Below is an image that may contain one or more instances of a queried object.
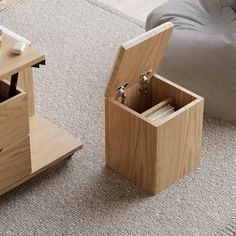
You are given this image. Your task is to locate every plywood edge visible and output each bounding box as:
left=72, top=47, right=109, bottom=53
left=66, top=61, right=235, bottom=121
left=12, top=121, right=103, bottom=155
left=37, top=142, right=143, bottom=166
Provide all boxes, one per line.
left=122, top=22, right=174, bottom=50
left=153, top=74, right=204, bottom=101
left=106, top=91, right=204, bottom=130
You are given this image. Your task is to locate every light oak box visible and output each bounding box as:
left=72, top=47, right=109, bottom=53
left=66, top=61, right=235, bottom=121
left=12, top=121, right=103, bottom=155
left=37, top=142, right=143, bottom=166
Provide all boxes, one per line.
left=0, top=81, right=31, bottom=191
left=0, top=33, right=82, bottom=196
left=105, top=23, right=204, bottom=195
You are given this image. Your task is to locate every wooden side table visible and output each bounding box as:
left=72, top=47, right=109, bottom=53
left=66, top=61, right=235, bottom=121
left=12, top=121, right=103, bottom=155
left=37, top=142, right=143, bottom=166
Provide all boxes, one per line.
left=0, top=33, right=82, bottom=196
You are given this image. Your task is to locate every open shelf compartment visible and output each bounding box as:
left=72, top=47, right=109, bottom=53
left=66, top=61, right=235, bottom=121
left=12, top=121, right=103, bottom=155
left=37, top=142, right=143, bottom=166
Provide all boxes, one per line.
left=0, top=114, right=82, bottom=196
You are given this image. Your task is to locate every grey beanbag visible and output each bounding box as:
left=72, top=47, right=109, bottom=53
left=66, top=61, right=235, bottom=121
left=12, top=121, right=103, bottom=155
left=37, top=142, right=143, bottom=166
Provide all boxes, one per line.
left=146, top=0, right=236, bottom=123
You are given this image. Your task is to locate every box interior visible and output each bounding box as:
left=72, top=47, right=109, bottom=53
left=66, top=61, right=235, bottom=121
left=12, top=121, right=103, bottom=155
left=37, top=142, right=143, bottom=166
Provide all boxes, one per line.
left=0, top=80, right=20, bottom=103
left=121, top=75, right=197, bottom=114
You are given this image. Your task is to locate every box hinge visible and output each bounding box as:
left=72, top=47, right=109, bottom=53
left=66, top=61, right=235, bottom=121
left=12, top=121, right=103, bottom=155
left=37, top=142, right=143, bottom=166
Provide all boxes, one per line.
left=139, top=70, right=152, bottom=93
left=117, top=82, right=129, bottom=104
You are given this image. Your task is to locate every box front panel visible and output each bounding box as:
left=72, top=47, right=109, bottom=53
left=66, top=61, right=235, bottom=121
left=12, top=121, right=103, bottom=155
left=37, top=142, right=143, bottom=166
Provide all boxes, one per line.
left=105, top=99, right=157, bottom=194
left=0, top=91, right=29, bottom=148
left=0, top=136, right=31, bottom=190
left=0, top=82, right=31, bottom=191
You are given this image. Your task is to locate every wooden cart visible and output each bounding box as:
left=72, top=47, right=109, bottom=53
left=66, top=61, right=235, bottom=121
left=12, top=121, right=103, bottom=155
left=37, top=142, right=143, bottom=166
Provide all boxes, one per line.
left=0, top=34, right=82, bottom=196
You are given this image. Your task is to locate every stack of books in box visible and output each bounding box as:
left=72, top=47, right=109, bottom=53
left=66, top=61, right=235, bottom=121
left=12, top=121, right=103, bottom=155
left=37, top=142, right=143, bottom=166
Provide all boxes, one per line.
left=142, top=97, right=175, bottom=124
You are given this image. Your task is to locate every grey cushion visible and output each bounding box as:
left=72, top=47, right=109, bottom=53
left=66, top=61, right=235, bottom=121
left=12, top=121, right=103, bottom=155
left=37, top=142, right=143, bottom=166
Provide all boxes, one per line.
left=146, top=0, right=236, bottom=123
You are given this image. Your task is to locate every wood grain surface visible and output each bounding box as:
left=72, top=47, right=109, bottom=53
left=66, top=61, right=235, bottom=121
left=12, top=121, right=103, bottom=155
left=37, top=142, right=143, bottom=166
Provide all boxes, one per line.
left=105, top=26, right=204, bottom=195
left=105, top=22, right=174, bottom=99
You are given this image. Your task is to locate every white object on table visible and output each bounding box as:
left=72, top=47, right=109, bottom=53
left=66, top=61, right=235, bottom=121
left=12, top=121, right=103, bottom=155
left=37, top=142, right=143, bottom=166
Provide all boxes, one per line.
left=11, top=41, right=26, bottom=55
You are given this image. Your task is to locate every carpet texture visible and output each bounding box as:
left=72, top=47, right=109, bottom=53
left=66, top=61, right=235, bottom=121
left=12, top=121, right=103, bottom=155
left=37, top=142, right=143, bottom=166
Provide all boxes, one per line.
left=85, top=0, right=145, bottom=27
left=0, top=0, right=235, bottom=235
left=0, top=0, right=24, bottom=12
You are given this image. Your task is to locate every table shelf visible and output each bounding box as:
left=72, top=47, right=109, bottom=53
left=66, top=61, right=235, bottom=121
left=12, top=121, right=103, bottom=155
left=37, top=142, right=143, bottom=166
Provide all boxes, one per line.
left=0, top=114, right=82, bottom=196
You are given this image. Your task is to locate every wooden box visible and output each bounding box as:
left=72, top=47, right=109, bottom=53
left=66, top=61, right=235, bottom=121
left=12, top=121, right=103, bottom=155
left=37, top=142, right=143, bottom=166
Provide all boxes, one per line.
left=105, top=23, right=204, bottom=195
left=0, top=80, right=31, bottom=190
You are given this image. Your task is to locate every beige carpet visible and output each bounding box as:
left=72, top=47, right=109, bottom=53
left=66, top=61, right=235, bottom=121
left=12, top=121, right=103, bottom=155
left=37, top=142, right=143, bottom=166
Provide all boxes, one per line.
left=0, top=0, right=235, bottom=235
left=0, top=0, right=16, bottom=10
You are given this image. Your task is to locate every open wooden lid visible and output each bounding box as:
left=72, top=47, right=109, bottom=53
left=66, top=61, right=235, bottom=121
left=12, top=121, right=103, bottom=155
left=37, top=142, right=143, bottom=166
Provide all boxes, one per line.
left=105, top=22, right=174, bottom=98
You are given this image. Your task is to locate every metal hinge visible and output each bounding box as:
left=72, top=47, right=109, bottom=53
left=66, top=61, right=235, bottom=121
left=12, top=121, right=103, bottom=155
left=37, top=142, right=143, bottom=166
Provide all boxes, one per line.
left=117, top=82, right=129, bottom=104
left=139, top=70, right=152, bottom=93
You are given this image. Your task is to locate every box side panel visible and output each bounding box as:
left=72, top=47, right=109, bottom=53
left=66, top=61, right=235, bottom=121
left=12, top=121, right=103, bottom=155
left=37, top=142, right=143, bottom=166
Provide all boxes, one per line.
left=0, top=136, right=31, bottom=190
left=155, top=100, right=204, bottom=194
left=105, top=99, right=157, bottom=194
